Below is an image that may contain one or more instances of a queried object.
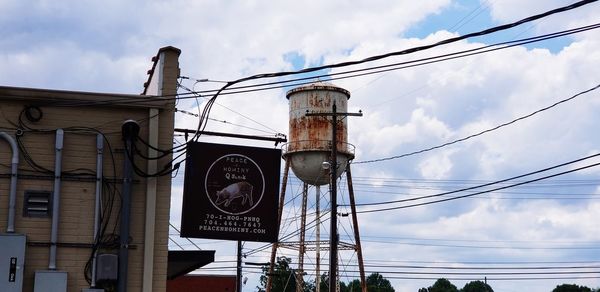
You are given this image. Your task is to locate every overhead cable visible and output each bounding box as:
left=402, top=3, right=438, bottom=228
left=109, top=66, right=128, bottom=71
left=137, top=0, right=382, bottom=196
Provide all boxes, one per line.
left=186, top=22, right=600, bottom=97
left=191, top=1, right=599, bottom=144
left=347, top=152, right=600, bottom=207
left=354, top=83, right=600, bottom=164
left=356, top=157, right=600, bottom=213
left=55, top=20, right=600, bottom=109
left=34, top=9, right=598, bottom=112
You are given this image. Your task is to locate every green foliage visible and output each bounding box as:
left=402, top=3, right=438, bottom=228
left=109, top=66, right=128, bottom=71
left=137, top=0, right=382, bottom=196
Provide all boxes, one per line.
left=461, top=281, right=493, bottom=292
left=317, top=272, right=329, bottom=292
left=420, top=279, right=494, bottom=292
left=552, top=284, right=593, bottom=292
left=319, top=272, right=394, bottom=292
left=419, top=278, right=600, bottom=292
left=363, top=273, right=395, bottom=292
left=258, top=260, right=395, bottom=292
left=420, top=278, right=459, bottom=292
left=258, top=256, right=313, bottom=292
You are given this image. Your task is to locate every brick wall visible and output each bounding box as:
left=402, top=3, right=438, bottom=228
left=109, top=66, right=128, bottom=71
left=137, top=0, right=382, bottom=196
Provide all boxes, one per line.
left=0, top=47, right=177, bottom=292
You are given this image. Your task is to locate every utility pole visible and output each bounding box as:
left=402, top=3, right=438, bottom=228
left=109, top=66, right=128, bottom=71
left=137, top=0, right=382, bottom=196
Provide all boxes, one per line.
left=307, top=103, right=362, bottom=291
left=237, top=241, right=243, bottom=292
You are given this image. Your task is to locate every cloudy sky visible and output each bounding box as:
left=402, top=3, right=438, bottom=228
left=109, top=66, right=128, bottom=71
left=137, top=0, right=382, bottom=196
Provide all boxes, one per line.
left=2, top=0, right=600, bottom=291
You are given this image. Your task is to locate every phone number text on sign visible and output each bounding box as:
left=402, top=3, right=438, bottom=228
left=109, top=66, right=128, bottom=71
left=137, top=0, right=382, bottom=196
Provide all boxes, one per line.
left=197, top=213, right=266, bottom=234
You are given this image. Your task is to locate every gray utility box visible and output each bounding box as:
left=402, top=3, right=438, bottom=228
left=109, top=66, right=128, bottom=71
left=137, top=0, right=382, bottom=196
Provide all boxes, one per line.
left=0, top=234, right=26, bottom=292
left=96, top=253, right=118, bottom=281
left=34, top=270, right=68, bottom=292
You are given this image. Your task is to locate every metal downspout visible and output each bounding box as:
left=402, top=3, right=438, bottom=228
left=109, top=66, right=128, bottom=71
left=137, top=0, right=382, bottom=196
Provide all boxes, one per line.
left=49, top=129, right=64, bottom=270
left=91, top=134, right=104, bottom=287
left=0, top=131, right=19, bottom=233
left=118, top=120, right=139, bottom=292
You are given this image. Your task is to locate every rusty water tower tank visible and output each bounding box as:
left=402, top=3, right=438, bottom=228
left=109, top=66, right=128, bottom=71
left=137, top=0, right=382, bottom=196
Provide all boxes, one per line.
left=283, top=82, right=355, bottom=186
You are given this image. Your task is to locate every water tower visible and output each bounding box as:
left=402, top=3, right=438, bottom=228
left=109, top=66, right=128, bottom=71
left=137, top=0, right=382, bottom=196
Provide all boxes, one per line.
left=283, top=82, right=354, bottom=185
left=266, top=83, right=367, bottom=292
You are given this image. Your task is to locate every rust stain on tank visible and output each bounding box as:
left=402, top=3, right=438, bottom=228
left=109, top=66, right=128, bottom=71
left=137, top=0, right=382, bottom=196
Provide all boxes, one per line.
left=284, top=82, right=355, bottom=184
left=286, top=82, right=351, bottom=154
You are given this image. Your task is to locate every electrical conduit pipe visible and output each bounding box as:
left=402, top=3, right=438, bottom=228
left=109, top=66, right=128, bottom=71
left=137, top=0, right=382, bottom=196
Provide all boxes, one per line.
left=49, top=129, right=64, bottom=270
left=0, top=131, right=19, bottom=233
left=91, top=134, right=103, bottom=287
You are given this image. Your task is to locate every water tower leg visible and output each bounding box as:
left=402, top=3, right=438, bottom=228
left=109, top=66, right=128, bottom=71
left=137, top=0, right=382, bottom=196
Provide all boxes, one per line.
left=296, top=183, right=308, bottom=292
left=346, top=164, right=367, bottom=292
left=267, top=160, right=290, bottom=292
left=315, top=185, right=321, bottom=292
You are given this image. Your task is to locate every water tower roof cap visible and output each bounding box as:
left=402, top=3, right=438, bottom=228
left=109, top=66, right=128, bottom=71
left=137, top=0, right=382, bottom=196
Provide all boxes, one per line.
left=286, top=82, right=350, bottom=99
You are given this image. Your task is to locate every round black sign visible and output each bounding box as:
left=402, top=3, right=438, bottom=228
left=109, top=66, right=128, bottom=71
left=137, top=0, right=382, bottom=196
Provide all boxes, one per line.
left=204, top=154, right=265, bottom=215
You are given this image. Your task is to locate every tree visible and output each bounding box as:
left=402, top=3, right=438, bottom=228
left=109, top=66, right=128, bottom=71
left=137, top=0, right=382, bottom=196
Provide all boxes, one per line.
left=552, top=284, right=593, bottom=292
left=340, top=279, right=361, bottom=292
left=364, top=273, right=395, bottom=292
left=419, top=278, right=498, bottom=292
left=317, top=272, right=329, bottom=292
left=317, top=272, right=394, bottom=292
left=461, top=281, right=493, bottom=292
left=420, top=278, right=459, bottom=292
left=258, top=256, right=313, bottom=292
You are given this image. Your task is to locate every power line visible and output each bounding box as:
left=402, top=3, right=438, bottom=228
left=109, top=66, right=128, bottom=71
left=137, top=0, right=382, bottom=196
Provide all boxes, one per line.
left=317, top=274, right=600, bottom=281
left=210, top=0, right=596, bottom=87
left=357, top=240, right=600, bottom=250
left=354, top=83, right=600, bottom=164
left=355, top=235, right=600, bottom=245
left=363, top=259, right=600, bottom=265
left=184, top=22, right=598, bottom=100
left=266, top=268, right=600, bottom=276
left=169, top=222, right=202, bottom=250
left=356, top=158, right=600, bottom=213
left=241, top=261, right=600, bottom=275
left=44, top=0, right=598, bottom=112
left=178, top=82, right=281, bottom=134
left=347, top=152, right=600, bottom=207
left=19, top=18, right=600, bottom=146
left=447, top=0, right=493, bottom=32
left=353, top=264, right=600, bottom=270
left=158, top=22, right=600, bottom=104
left=169, top=237, right=184, bottom=250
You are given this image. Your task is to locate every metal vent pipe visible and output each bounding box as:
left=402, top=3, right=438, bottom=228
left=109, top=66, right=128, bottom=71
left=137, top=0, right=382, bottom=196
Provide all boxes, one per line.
left=0, top=131, right=19, bottom=233
left=91, top=134, right=104, bottom=287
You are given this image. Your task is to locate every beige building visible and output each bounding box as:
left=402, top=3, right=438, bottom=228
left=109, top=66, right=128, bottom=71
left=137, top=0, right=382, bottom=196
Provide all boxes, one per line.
left=0, top=46, right=185, bottom=292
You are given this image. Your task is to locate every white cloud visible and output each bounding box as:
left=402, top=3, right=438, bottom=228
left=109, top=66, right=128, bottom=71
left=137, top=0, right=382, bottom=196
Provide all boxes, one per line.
left=418, top=149, right=456, bottom=179
left=3, top=1, right=600, bottom=291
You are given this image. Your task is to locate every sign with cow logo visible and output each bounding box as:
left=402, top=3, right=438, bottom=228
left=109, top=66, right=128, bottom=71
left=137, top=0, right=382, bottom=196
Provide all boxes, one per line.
left=181, top=142, right=281, bottom=242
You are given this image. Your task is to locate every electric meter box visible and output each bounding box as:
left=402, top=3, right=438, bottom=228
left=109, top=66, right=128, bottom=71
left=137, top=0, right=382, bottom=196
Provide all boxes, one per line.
left=34, top=270, right=67, bottom=292
left=0, top=234, right=26, bottom=292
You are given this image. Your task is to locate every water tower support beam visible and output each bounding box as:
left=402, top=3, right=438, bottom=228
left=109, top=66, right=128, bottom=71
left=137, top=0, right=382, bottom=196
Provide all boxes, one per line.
left=296, top=182, right=308, bottom=292
left=267, top=160, right=291, bottom=292
left=315, top=185, right=321, bottom=292
left=346, top=164, right=367, bottom=292
left=306, top=102, right=362, bottom=292
left=330, top=103, right=339, bottom=292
